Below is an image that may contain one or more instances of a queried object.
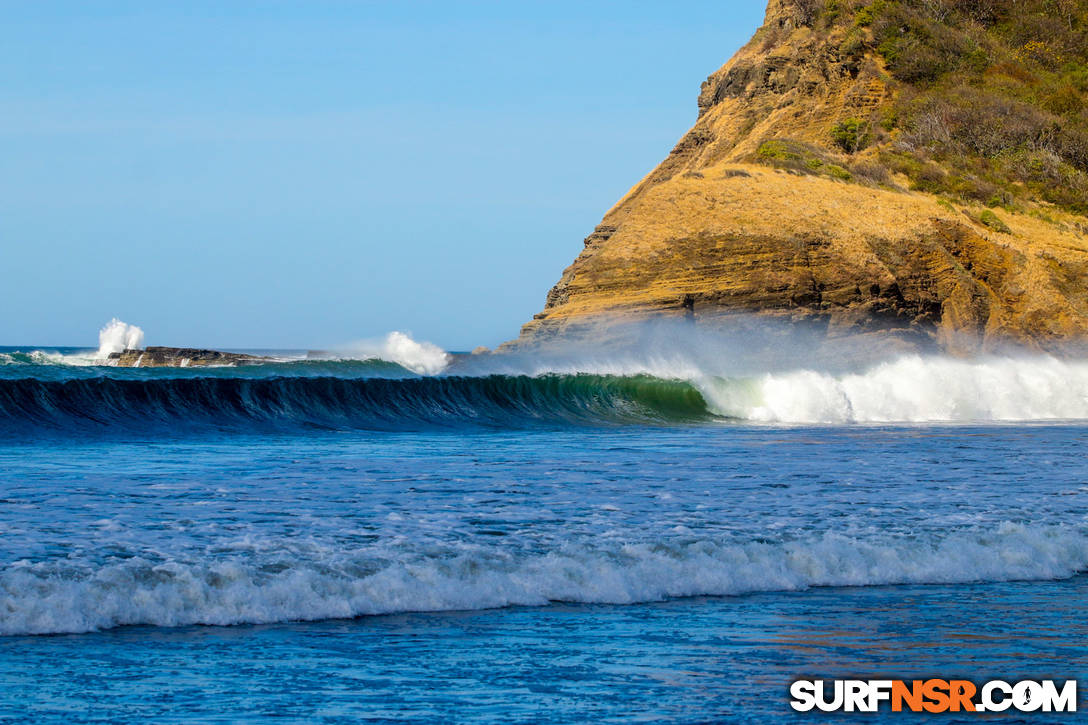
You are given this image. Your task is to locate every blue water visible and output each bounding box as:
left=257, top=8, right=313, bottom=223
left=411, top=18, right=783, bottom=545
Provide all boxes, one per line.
left=2, top=345, right=1087, bottom=721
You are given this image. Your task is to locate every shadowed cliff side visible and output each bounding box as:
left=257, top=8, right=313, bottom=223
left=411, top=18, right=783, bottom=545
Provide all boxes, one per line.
left=509, top=0, right=1088, bottom=354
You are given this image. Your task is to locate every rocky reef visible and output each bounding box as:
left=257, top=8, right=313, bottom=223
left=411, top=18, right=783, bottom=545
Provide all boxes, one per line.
left=109, top=347, right=267, bottom=368
left=510, top=0, right=1088, bottom=354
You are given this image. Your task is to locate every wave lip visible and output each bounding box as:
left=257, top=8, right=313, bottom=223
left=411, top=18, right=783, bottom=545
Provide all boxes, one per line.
left=2, top=522, right=1084, bottom=636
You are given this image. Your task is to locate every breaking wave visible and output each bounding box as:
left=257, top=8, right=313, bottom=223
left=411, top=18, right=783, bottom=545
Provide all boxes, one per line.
left=697, top=354, right=1088, bottom=423
left=2, top=354, right=1088, bottom=433
left=2, top=522, right=1084, bottom=635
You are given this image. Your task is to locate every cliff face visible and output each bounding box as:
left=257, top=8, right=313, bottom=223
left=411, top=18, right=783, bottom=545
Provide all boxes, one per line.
left=512, top=0, right=1088, bottom=353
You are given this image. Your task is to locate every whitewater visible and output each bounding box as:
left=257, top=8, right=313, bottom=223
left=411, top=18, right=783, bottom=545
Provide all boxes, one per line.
left=2, top=321, right=1088, bottom=640
left=4, top=521, right=1086, bottom=636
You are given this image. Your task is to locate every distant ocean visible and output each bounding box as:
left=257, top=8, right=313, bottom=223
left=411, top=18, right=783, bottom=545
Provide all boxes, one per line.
left=2, top=333, right=1087, bottom=722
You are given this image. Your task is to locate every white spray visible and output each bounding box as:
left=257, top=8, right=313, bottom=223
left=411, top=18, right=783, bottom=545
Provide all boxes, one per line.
left=380, top=331, right=449, bottom=375
left=95, top=319, right=145, bottom=359
left=335, top=331, right=450, bottom=375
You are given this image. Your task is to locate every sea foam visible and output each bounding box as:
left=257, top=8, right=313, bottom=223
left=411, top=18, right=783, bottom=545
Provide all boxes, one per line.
left=2, top=522, right=1085, bottom=635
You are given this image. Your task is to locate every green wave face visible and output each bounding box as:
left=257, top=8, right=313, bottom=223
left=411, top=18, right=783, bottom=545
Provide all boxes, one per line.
left=0, top=373, right=715, bottom=436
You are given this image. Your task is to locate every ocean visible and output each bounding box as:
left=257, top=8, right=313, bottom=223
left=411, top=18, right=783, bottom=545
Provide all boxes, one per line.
left=2, top=338, right=1087, bottom=722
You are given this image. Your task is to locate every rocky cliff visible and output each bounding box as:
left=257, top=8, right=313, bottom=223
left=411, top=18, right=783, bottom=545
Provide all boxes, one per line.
left=511, top=0, right=1088, bottom=353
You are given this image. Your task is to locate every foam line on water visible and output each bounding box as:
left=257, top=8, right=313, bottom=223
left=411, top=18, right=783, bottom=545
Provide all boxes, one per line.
left=2, top=522, right=1085, bottom=635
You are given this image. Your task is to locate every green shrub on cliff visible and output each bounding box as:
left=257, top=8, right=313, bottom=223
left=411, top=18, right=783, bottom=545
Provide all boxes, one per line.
left=755, top=138, right=865, bottom=183
left=831, top=118, right=870, bottom=153
left=826, top=164, right=853, bottom=181
left=979, top=209, right=1012, bottom=233
left=757, top=139, right=802, bottom=162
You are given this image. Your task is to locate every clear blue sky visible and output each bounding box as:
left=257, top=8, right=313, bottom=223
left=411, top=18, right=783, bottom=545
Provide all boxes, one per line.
left=2, top=1, right=764, bottom=350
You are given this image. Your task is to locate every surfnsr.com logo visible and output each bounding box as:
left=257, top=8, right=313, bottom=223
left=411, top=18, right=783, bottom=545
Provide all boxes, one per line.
left=790, top=679, right=1078, bottom=713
